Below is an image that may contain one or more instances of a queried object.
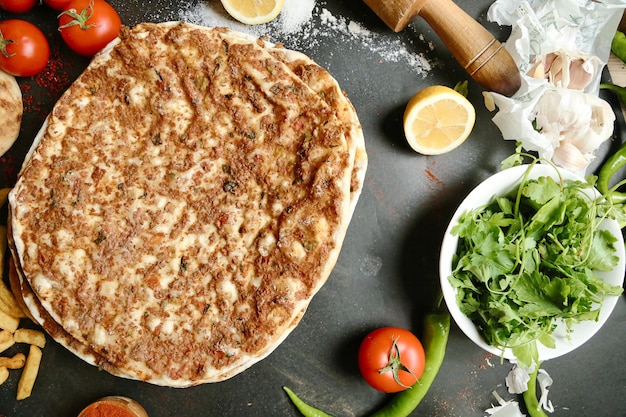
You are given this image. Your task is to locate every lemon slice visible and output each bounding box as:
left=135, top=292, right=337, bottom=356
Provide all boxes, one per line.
left=220, top=0, right=285, bottom=25
left=403, top=85, right=476, bottom=155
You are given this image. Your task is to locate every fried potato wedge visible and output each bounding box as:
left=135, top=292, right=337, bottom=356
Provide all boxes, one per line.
left=0, top=329, right=14, bottom=353
left=0, top=352, right=25, bottom=369
left=13, top=329, right=46, bottom=349
left=0, top=309, right=19, bottom=333
left=0, top=366, right=8, bottom=385
left=0, top=279, right=26, bottom=321
left=16, top=345, right=42, bottom=400
left=0, top=188, right=9, bottom=207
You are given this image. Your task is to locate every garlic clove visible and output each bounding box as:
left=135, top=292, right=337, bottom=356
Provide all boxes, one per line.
left=567, top=58, right=593, bottom=90
left=528, top=58, right=546, bottom=80
left=552, top=141, right=590, bottom=172
left=483, top=91, right=497, bottom=112
left=548, top=54, right=567, bottom=87
left=526, top=50, right=597, bottom=90
left=564, top=93, right=615, bottom=153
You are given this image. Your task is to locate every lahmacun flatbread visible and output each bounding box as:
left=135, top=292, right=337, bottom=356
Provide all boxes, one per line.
left=8, top=22, right=366, bottom=387
left=0, top=69, right=22, bottom=157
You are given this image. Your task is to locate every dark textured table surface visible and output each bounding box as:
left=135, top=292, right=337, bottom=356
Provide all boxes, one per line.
left=1, top=1, right=625, bottom=416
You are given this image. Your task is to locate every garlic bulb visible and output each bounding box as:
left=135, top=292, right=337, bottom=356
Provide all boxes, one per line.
left=528, top=50, right=600, bottom=90
left=532, top=88, right=615, bottom=172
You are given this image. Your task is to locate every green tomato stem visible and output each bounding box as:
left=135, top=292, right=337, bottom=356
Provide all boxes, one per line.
left=0, top=31, right=15, bottom=58
left=58, top=0, right=96, bottom=31
left=377, top=336, right=417, bottom=389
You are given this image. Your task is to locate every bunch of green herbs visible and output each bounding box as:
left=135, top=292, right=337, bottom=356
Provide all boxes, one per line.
left=448, top=161, right=624, bottom=367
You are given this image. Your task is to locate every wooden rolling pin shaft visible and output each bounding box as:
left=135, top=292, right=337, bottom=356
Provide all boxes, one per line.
left=363, top=0, right=521, bottom=97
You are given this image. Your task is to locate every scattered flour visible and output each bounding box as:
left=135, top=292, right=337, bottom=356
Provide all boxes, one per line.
left=177, top=0, right=432, bottom=76
left=278, top=0, right=316, bottom=33
left=360, top=255, right=383, bottom=276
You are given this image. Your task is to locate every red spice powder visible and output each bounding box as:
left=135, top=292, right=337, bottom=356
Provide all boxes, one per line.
left=79, top=402, right=137, bottom=417
left=26, top=36, right=79, bottom=120
left=424, top=168, right=445, bottom=187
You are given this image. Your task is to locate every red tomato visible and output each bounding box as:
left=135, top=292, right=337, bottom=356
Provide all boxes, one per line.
left=0, top=20, right=50, bottom=77
left=58, top=0, right=121, bottom=57
left=0, top=0, right=37, bottom=13
left=43, top=0, right=72, bottom=11
left=358, top=327, right=426, bottom=393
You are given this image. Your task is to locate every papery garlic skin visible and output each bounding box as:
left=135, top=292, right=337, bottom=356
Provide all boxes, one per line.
left=484, top=391, right=526, bottom=417
left=537, top=369, right=555, bottom=413
left=505, top=365, right=533, bottom=394
left=532, top=88, right=615, bottom=173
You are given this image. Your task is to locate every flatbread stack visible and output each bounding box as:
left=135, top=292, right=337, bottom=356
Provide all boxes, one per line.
left=7, top=22, right=366, bottom=387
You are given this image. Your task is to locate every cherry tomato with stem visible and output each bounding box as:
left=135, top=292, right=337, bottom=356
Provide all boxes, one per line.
left=358, top=326, right=426, bottom=393
left=43, top=0, right=72, bottom=11
left=0, top=19, right=50, bottom=77
left=0, top=0, right=37, bottom=13
left=58, top=0, right=121, bottom=57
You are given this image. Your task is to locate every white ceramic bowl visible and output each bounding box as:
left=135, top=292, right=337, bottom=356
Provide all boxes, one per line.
left=440, top=164, right=625, bottom=361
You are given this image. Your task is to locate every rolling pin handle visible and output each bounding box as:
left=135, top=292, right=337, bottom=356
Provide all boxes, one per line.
left=418, top=0, right=521, bottom=96
left=362, top=0, right=522, bottom=96
left=465, top=38, right=500, bottom=75
left=362, top=0, right=426, bottom=32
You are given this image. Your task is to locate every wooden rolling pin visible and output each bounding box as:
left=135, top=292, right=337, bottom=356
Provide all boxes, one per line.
left=363, top=0, right=521, bottom=97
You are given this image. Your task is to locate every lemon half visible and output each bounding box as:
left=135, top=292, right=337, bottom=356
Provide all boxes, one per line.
left=220, top=0, right=285, bottom=25
left=403, top=85, right=476, bottom=155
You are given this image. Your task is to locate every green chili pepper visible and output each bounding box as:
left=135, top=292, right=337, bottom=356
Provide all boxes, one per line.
left=600, top=82, right=626, bottom=105
left=283, top=387, right=336, bottom=417
left=369, top=313, right=450, bottom=417
left=283, top=313, right=450, bottom=417
left=597, top=139, right=626, bottom=204
left=612, top=31, right=626, bottom=64
left=522, top=364, right=548, bottom=417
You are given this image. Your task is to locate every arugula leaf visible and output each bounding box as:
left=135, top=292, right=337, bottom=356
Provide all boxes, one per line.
left=586, top=229, right=620, bottom=271
left=523, top=176, right=562, bottom=205
left=449, top=166, right=624, bottom=367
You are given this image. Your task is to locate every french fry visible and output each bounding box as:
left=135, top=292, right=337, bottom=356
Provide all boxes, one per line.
left=16, top=345, right=42, bottom=400
left=13, top=329, right=46, bottom=349
left=0, top=329, right=14, bottom=353
left=0, top=224, right=6, bottom=277
left=0, top=366, right=8, bottom=385
left=0, top=187, right=9, bottom=207
left=0, top=328, right=12, bottom=343
left=1, top=224, right=27, bottom=321
left=0, top=308, right=19, bottom=333
left=7, top=259, right=34, bottom=322
left=0, top=279, right=25, bottom=320
left=0, top=352, right=25, bottom=369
